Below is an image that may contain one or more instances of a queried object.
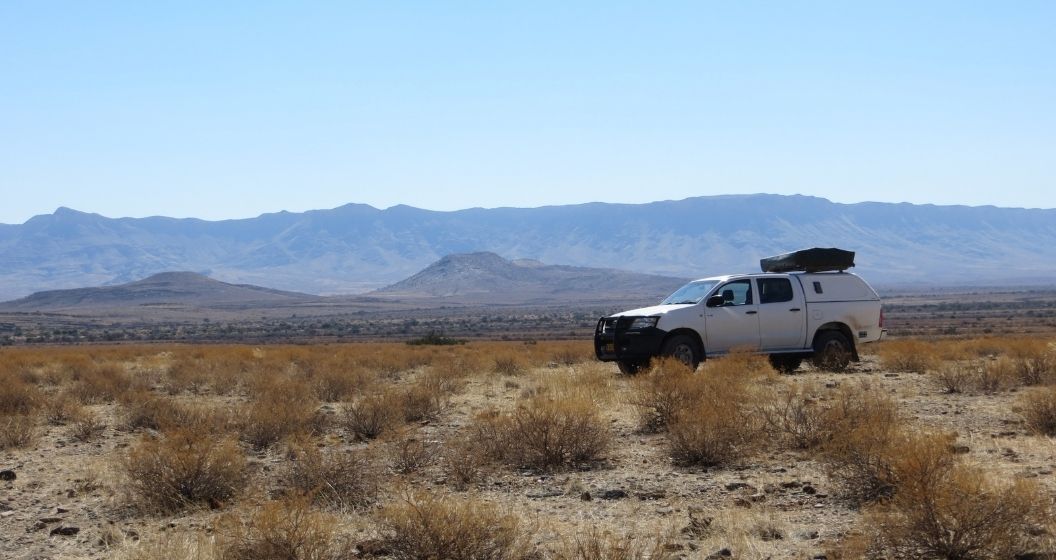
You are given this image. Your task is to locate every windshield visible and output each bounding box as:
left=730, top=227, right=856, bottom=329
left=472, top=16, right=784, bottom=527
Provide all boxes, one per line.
left=661, top=280, right=719, bottom=305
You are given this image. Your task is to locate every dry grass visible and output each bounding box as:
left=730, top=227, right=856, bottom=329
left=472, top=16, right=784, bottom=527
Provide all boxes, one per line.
left=1021, top=386, right=1056, bottom=436
left=879, top=339, right=940, bottom=373
left=217, top=498, right=347, bottom=560
left=239, top=379, right=326, bottom=450
left=377, top=492, right=534, bottom=560
left=343, top=391, right=399, bottom=440
left=761, top=382, right=828, bottom=450
left=279, top=444, right=378, bottom=509
left=550, top=528, right=674, bottom=560
left=0, top=413, right=37, bottom=449
left=470, top=393, right=610, bottom=471
left=124, top=428, right=248, bottom=513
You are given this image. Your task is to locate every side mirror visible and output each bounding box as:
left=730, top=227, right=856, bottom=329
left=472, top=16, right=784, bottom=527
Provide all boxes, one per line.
left=706, top=295, right=724, bottom=308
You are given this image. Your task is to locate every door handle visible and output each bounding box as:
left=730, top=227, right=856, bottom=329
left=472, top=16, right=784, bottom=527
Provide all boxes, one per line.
left=790, top=308, right=801, bottom=312
left=746, top=310, right=758, bottom=315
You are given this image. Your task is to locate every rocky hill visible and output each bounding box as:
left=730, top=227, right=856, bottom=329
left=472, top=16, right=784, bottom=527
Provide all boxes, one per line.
left=374, top=252, right=686, bottom=304
left=0, top=271, right=317, bottom=312
left=1, top=195, right=1055, bottom=300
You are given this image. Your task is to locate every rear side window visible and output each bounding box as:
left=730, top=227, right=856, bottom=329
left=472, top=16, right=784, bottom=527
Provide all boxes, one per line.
left=813, top=281, right=823, bottom=294
left=758, top=278, right=794, bottom=304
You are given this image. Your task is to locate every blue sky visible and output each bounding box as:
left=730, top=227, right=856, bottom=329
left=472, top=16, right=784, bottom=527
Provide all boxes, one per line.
left=2, top=1, right=1053, bottom=224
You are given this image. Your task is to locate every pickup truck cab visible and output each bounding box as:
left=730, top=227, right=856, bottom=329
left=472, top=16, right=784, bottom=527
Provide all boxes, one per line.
left=594, top=249, right=885, bottom=373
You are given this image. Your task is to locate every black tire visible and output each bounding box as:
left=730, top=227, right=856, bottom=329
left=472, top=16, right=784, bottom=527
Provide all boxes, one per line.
left=617, top=360, right=646, bottom=375
left=811, top=331, right=852, bottom=372
left=661, top=334, right=701, bottom=370
left=769, top=354, right=803, bottom=374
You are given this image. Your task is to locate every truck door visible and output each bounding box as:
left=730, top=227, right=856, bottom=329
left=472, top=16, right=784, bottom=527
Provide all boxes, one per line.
left=703, top=279, right=761, bottom=354
left=756, top=276, right=807, bottom=350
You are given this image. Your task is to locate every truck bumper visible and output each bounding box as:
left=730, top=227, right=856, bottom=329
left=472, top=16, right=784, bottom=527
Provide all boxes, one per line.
left=594, top=317, right=667, bottom=362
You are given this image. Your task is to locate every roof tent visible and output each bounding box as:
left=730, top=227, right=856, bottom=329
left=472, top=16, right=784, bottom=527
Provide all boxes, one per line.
left=760, top=248, right=855, bottom=273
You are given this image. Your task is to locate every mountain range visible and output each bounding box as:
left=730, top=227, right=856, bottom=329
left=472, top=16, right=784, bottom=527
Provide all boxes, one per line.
left=1, top=194, right=1054, bottom=301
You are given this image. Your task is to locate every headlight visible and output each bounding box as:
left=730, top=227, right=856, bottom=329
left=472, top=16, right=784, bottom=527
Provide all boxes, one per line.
left=629, top=317, right=659, bottom=330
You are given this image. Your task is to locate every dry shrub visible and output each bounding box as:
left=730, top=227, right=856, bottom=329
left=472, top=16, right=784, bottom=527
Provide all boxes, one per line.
left=932, top=363, right=973, bottom=394
left=976, top=358, right=1016, bottom=394
left=43, top=391, right=85, bottom=425
left=112, top=532, right=219, bottom=560
left=879, top=339, right=940, bottom=373
left=820, top=386, right=906, bottom=504
left=310, top=368, right=366, bottom=402
left=494, top=355, right=527, bottom=376
left=124, top=428, right=247, bottom=513
left=1021, top=387, right=1056, bottom=436
left=386, top=434, right=437, bottom=474
left=280, top=444, right=377, bottom=509
left=343, top=391, right=399, bottom=440
left=378, top=492, right=534, bottom=560
left=240, top=381, right=325, bottom=450
left=441, top=435, right=489, bottom=490
left=761, top=382, right=828, bottom=450
left=0, top=414, right=37, bottom=449
left=551, top=528, right=673, bottom=560
left=70, top=412, right=106, bottom=442
left=663, top=354, right=768, bottom=467
left=631, top=357, right=698, bottom=433
left=847, top=449, right=1046, bottom=559
left=1005, top=340, right=1056, bottom=386
left=470, top=394, right=610, bottom=471
left=0, top=374, right=41, bottom=415
left=70, top=363, right=133, bottom=404
left=398, top=382, right=449, bottom=424
left=218, top=498, right=346, bottom=560
left=121, top=390, right=228, bottom=433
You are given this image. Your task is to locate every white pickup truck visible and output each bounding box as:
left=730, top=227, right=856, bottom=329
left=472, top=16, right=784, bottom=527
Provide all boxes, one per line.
left=594, top=248, right=885, bottom=373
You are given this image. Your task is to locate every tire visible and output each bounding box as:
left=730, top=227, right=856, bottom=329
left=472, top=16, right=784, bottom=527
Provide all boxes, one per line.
left=661, top=334, right=701, bottom=370
left=617, top=360, right=646, bottom=375
left=811, top=331, right=852, bottom=372
left=769, top=354, right=802, bottom=374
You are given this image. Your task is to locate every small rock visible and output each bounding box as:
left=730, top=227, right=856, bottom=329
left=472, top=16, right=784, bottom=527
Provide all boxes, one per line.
left=802, top=485, right=817, bottom=495
left=884, top=373, right=899, bottom=378
left=580, top=492, right=592, bottom=501
left=636, top=490, right=666, bottom=500
left=749, top=492, right=766, bottom=503
left=733, top=497, right=752, bottom=508
left=600, top=489, right=627, bottom=500
left=655, top=506, right=674, bottom=515
left=50, top=526, right=80, bottom=537
left=663, top=543, right=684, bottom=551
left=526, top=488, right=563, bottom=499
left=39, top=517, right=62, bottom=524
left=707, top=548, right=733, bottom=559
left=56, top=507, right=70, bottom=514
left=952, top=445, right=970, bottom=454
left=725, top=482, right=753, bottom=491
left=780, top=481, right=802, bottom=489
left=797, top=530, right=820, bottom=540
left=0, top=470, right=15, bottom=481
left=813, top=555, right=828, bottom=560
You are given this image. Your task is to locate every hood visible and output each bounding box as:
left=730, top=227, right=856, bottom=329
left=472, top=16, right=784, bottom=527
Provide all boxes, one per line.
left=609, top=303, right=694, bottom=317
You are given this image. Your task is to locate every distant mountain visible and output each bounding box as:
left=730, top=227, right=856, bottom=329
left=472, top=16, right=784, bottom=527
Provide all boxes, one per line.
left=0, top=271, right=316, bottom=312
left=374, top=252, right=686, bottom=304
left=1, top=195, right=1055, bottom=300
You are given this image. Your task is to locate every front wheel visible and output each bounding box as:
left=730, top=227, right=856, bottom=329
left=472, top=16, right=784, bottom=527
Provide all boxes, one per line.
left=661, top=334, right=702, bottom=370
left=811, top=331, right=852, bottom=372
left=617, top=360, right=647, bottom=375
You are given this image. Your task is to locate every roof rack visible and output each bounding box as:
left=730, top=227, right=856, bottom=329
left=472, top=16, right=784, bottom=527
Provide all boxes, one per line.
left=760, top=248, right=855, bottom=273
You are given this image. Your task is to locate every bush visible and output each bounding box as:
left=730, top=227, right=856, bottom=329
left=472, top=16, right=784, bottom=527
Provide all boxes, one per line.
left=386, top=434, right=437, bottom=475
left=470, top=395, right=610, bottom=471
left=343, top=392, right=398, bottom=440
left=932, top=363, right=973, bottom=394
left=879, top=340, right=939, bottom=373
left=240, top=384, right=325, bottom=450
left=761, top=383, right=828, bottom=450
left=0, top=414, right=37, bottom=449
left=976, top=358, right=1016, bottom=394
left=124, top=429, right=247, bottom=513
left=1021, top=387, right=1056, bottom=436
left=849, top=446, right=1046, bottom=559
left=43, top=392, right=85, bottom=425
left=280, top=445, right=377, bottom=509
left=0, top=375, right=41, bottom=416
left=70, top=412, right=106, bottom=442
left=378, top=492, right=533, bottom=560
left=820, top=386, right=906, bottom=504
left=441, top=435, right=489, bottom=491
left=631, top=358, right=698, bottom=433
left=70, top=363, right=133, bottom=404
left=551, top=528, right=673, bottom=560
left=218, top=499, right=346, bottom=560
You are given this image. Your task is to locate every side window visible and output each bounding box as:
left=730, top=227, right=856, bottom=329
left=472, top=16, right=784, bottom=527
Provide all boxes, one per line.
left=717, top=279, right=753, bottom=306
left=759, top=278, right=793, bottom=304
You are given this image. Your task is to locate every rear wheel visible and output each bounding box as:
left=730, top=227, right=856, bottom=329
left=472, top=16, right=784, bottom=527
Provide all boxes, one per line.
left=617, top=360, right=646, bottom=375
left=769, top=354, right=803, bottom=374
left=811, top=331, right=852, bottom=372
left=661, top=334, right=701, bottom=370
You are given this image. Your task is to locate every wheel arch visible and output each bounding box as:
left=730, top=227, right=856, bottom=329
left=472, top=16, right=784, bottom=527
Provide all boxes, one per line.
left=811, top=322, right=859, bottom=361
